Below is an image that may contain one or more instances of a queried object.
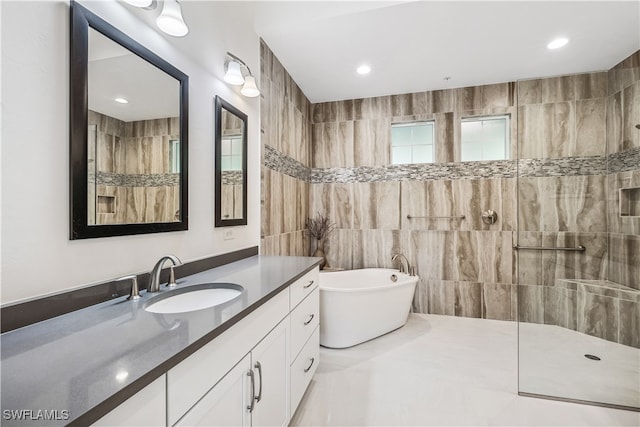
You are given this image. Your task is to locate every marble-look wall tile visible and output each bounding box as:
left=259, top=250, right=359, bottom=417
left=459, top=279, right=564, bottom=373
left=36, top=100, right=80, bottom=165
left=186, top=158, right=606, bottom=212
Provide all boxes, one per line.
left=543, top=286, right=577, bottom=330
left=312, top=122, right=354, bottom=168
left=622, top=81, right=640, bottom=151
left=454, top=281, right=482, bottom=318
left=409, top=231, right=456, bottom=281
left=518, top=176, right=607, bottom=233
left=577, top=292, right=619, bottom=343
left=574, top=72, right=608, bottom=100
left=427, top=280, right=455, bottom=316
left=455, top=86, right=483, bottom=112
left=543, top=102, right=576, bottom=158
left=517, top=79, right=541, bottom=105
left=618, top=299, right=640, bottom=348
left=354, top=96, right=391, bottom=120
left=353, top=119, right=391, bottom=166
left=483, top=83, right=516, bottom=109
left=482, top=283, right=514, bottom=321
left=575, top=98, right=607, bottom=156
left=433, top=89, right=455, bottom=113
left=606, top=91, right=623, bottom=155
left=608, top=50, right=640, bottom=95
left=518, top=284, right=544, bottom=324
left=411, top=91, right=434, bottom=115
left=351, top=229, right=409, bottom=270
left=608, top=233, right=640, bottom=290
left=540, top=232, right=608, bottom=287
left=309, top=183, right=353, bottom=229
left=261, top=165, right=271, bottom=237
left=352, top=182, right=400, bottom=229
left=391, top=93, right=413, bottom=117
left=400, top=180, right=456, bottom=231
left=323, top=229, right=354, bottom=270
left=541, top=75, right=575, bottom=103
left=435, top=112, right=455, bottom=163
left=262, top=231, right=307, bottom=257
left=455, top=231, right=513, bottom=284
left=515, top=231, right=543, bottom=286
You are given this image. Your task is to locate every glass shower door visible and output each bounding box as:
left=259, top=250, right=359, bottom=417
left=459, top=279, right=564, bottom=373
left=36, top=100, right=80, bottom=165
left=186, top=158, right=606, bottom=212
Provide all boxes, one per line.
left=516, top=71, right=640, bottom=410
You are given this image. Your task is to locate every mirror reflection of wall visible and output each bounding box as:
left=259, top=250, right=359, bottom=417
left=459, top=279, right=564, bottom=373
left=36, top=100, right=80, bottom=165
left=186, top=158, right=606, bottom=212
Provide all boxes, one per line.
left=220, top=108, right=245, bottom=220
left=87, top=28, right=181, bottom=226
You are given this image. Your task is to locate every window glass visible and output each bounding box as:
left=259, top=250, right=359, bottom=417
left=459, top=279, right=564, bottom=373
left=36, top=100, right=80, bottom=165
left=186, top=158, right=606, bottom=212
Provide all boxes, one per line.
left=391, top=121, right=435, bottom=164
left=461, top=115, right=509, bottom=161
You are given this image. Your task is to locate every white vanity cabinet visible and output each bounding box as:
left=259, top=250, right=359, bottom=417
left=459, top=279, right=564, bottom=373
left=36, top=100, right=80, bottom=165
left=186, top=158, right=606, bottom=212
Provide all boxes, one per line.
left=93, top=376, right=166, bottom=427
left=176, top=319, right=289, bottom=427
left=92, top=266, right=319, bottom=427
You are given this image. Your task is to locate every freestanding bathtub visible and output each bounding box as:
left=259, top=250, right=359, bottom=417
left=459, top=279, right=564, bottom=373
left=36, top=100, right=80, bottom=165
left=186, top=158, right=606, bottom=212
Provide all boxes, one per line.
left=319, top=268, right=418, bottom=348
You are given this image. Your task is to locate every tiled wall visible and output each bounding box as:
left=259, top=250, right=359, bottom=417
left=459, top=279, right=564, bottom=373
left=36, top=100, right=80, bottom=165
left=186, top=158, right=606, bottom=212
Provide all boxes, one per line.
left=88, top=111, right=181, bottom=225
left=260, top=40, right=312, bottom=256
left=259, top=42, right=639, bottom=347
left=310, top=83, right=519, bottom=321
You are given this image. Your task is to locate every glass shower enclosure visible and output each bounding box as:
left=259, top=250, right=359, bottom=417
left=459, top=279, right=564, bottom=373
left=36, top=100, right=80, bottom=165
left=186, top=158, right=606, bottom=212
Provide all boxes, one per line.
left=516, top=53, right=640, bottom=411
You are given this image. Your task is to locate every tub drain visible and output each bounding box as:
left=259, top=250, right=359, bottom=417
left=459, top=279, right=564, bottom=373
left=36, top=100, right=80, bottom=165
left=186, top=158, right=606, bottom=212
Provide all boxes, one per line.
left=584, top=354, right=601, bottom=361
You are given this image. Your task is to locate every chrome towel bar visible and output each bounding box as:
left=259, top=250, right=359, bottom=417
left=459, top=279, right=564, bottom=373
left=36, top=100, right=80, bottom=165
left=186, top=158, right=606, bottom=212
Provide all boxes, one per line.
left=513, top=245, right=586, bottom=252
left=407, top=215, right=465, bottom=220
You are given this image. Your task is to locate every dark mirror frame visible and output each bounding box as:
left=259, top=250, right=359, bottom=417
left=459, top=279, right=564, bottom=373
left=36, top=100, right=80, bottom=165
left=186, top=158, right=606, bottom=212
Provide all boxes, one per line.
left=214, top=96, right=248, bottom=227
left=69, top=2, right=189, bottom=239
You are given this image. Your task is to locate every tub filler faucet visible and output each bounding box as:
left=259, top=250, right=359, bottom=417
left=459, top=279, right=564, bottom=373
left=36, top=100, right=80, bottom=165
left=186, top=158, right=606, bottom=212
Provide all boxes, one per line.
left=392, top=253, right=417, bottom=276
left=148, top=255, right=182, bottom=293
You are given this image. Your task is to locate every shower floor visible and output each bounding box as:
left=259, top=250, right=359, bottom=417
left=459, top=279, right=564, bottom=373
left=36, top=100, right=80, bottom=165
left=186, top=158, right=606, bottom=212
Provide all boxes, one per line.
left=519, top=321, right=640, bottom=409
left=291, top=314, right=639, bottom=426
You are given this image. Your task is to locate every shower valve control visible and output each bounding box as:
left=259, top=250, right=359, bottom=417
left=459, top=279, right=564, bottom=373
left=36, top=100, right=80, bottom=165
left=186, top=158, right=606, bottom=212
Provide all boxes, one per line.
left=481, top=210, right=498, bottom=225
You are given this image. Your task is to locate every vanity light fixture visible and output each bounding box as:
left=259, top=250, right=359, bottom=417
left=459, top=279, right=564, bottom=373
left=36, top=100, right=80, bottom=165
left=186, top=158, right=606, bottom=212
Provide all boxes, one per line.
left=156, top=0, right=189, bottom=37
left=547, top=37, right=569, bottom=50
left=224, top=52, right=261, bottom=98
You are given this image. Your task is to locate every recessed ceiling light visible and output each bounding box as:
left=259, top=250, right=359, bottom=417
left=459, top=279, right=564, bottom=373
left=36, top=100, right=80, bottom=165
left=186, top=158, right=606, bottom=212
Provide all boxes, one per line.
left=547, top=37, right=569, bottom=50
left=114, top=97, right=129, bottom=104
left=356, top=64, right=371, bottom=75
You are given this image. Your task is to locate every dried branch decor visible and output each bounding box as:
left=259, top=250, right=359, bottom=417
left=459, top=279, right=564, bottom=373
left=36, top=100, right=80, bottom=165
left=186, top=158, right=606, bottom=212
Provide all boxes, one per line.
left=305, top=213, right=336, bottom=241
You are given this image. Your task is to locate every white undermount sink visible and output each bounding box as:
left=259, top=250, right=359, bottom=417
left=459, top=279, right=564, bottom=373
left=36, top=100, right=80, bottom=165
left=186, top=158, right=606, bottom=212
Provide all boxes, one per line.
left=144, top=283, right=243, bottom=314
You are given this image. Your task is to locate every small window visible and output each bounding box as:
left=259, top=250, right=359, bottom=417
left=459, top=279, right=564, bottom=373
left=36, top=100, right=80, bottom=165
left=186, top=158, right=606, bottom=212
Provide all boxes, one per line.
left=461, top=115, right=509, bottom=161
left=391, top=121, right=435, bottom=165
left=221, top=136, right=243, bottom=171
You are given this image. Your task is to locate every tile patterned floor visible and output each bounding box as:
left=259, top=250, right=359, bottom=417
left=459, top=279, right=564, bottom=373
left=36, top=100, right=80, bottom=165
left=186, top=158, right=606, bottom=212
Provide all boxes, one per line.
left=291, top=314, right=639, bottom=426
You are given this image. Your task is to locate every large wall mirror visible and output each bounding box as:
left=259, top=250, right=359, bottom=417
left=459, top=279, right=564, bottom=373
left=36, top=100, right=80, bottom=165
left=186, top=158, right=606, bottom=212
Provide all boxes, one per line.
left=215, top=96, right=247, bottom=227
left=70, top=2, right=188, bottom=239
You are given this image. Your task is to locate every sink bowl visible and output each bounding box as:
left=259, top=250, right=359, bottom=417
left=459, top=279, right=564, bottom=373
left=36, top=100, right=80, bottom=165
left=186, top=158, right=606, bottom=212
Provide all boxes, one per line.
left=144, top=283, right=243, bottom=314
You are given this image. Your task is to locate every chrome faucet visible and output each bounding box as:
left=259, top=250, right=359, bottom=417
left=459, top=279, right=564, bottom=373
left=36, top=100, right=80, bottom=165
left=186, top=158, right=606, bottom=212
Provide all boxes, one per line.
left=148, top=255, right=182, bottom=293
left=392, top=253, right=417, bottom=276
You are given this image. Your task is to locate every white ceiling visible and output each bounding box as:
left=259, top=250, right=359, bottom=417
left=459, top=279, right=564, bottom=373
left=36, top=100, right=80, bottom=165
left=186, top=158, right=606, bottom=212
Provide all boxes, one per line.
left=122, top=1, right=640, bottom=104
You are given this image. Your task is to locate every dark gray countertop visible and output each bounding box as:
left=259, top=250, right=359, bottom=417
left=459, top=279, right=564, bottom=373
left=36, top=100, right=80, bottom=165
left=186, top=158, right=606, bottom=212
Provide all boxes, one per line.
left=1, top=255, right=320, bottom=426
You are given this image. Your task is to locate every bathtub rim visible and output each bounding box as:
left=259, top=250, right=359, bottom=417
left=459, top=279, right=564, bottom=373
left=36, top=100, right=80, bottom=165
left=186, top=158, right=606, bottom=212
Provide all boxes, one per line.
left=319, top=268, right=419, bottom=293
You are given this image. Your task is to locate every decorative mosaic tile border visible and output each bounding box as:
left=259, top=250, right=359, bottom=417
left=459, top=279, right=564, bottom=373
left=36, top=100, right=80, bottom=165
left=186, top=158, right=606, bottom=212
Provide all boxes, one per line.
left=608, top=147, right=640, bottom=174
left=263, top=144, right=636, bottom=184
left=264, top=144, right=310, bottom=181
left=90, top=171, right=180, bottom=187
left=222, top=170, right=244, bottom=185
left=517, top=156, right=607, bottom=178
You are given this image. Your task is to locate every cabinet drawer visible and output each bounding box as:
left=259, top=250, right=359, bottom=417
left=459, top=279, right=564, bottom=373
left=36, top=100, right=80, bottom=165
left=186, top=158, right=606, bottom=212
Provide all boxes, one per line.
left=167, top=289, right=289, bottom=426
left=289, top=267, right=319, bottom=310
left=290, top=327, right=319, bottom=414
left=290, top=288, right=319, bottom=360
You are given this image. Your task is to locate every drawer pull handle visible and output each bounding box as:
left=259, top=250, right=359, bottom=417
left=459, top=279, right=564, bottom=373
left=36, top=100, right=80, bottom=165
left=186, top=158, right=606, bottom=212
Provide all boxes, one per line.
left=254, top=361, right=263, bottom=403
left=303, top=314, right=315, bottom=325
left=304, top=357, right=315, bottom=373
left=247, top=370, right=255, bottom=413
left=303, top=280, right=314, bottom=289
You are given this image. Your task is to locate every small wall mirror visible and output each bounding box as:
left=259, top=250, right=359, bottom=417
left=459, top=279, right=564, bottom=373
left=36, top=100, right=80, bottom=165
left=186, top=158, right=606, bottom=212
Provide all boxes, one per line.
left=215, top=96, right=247, bottom=227
left=70, top=3, right=188, bottom=239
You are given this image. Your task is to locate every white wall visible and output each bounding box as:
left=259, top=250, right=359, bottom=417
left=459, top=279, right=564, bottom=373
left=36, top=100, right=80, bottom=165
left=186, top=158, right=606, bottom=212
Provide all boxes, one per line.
left=0, top=0, right=261, bottom=304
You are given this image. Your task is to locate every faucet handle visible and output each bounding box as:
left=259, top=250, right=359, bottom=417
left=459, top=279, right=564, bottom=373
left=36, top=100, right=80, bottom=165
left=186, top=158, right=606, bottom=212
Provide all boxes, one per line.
left=116, top=275, right=141, bottom=301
